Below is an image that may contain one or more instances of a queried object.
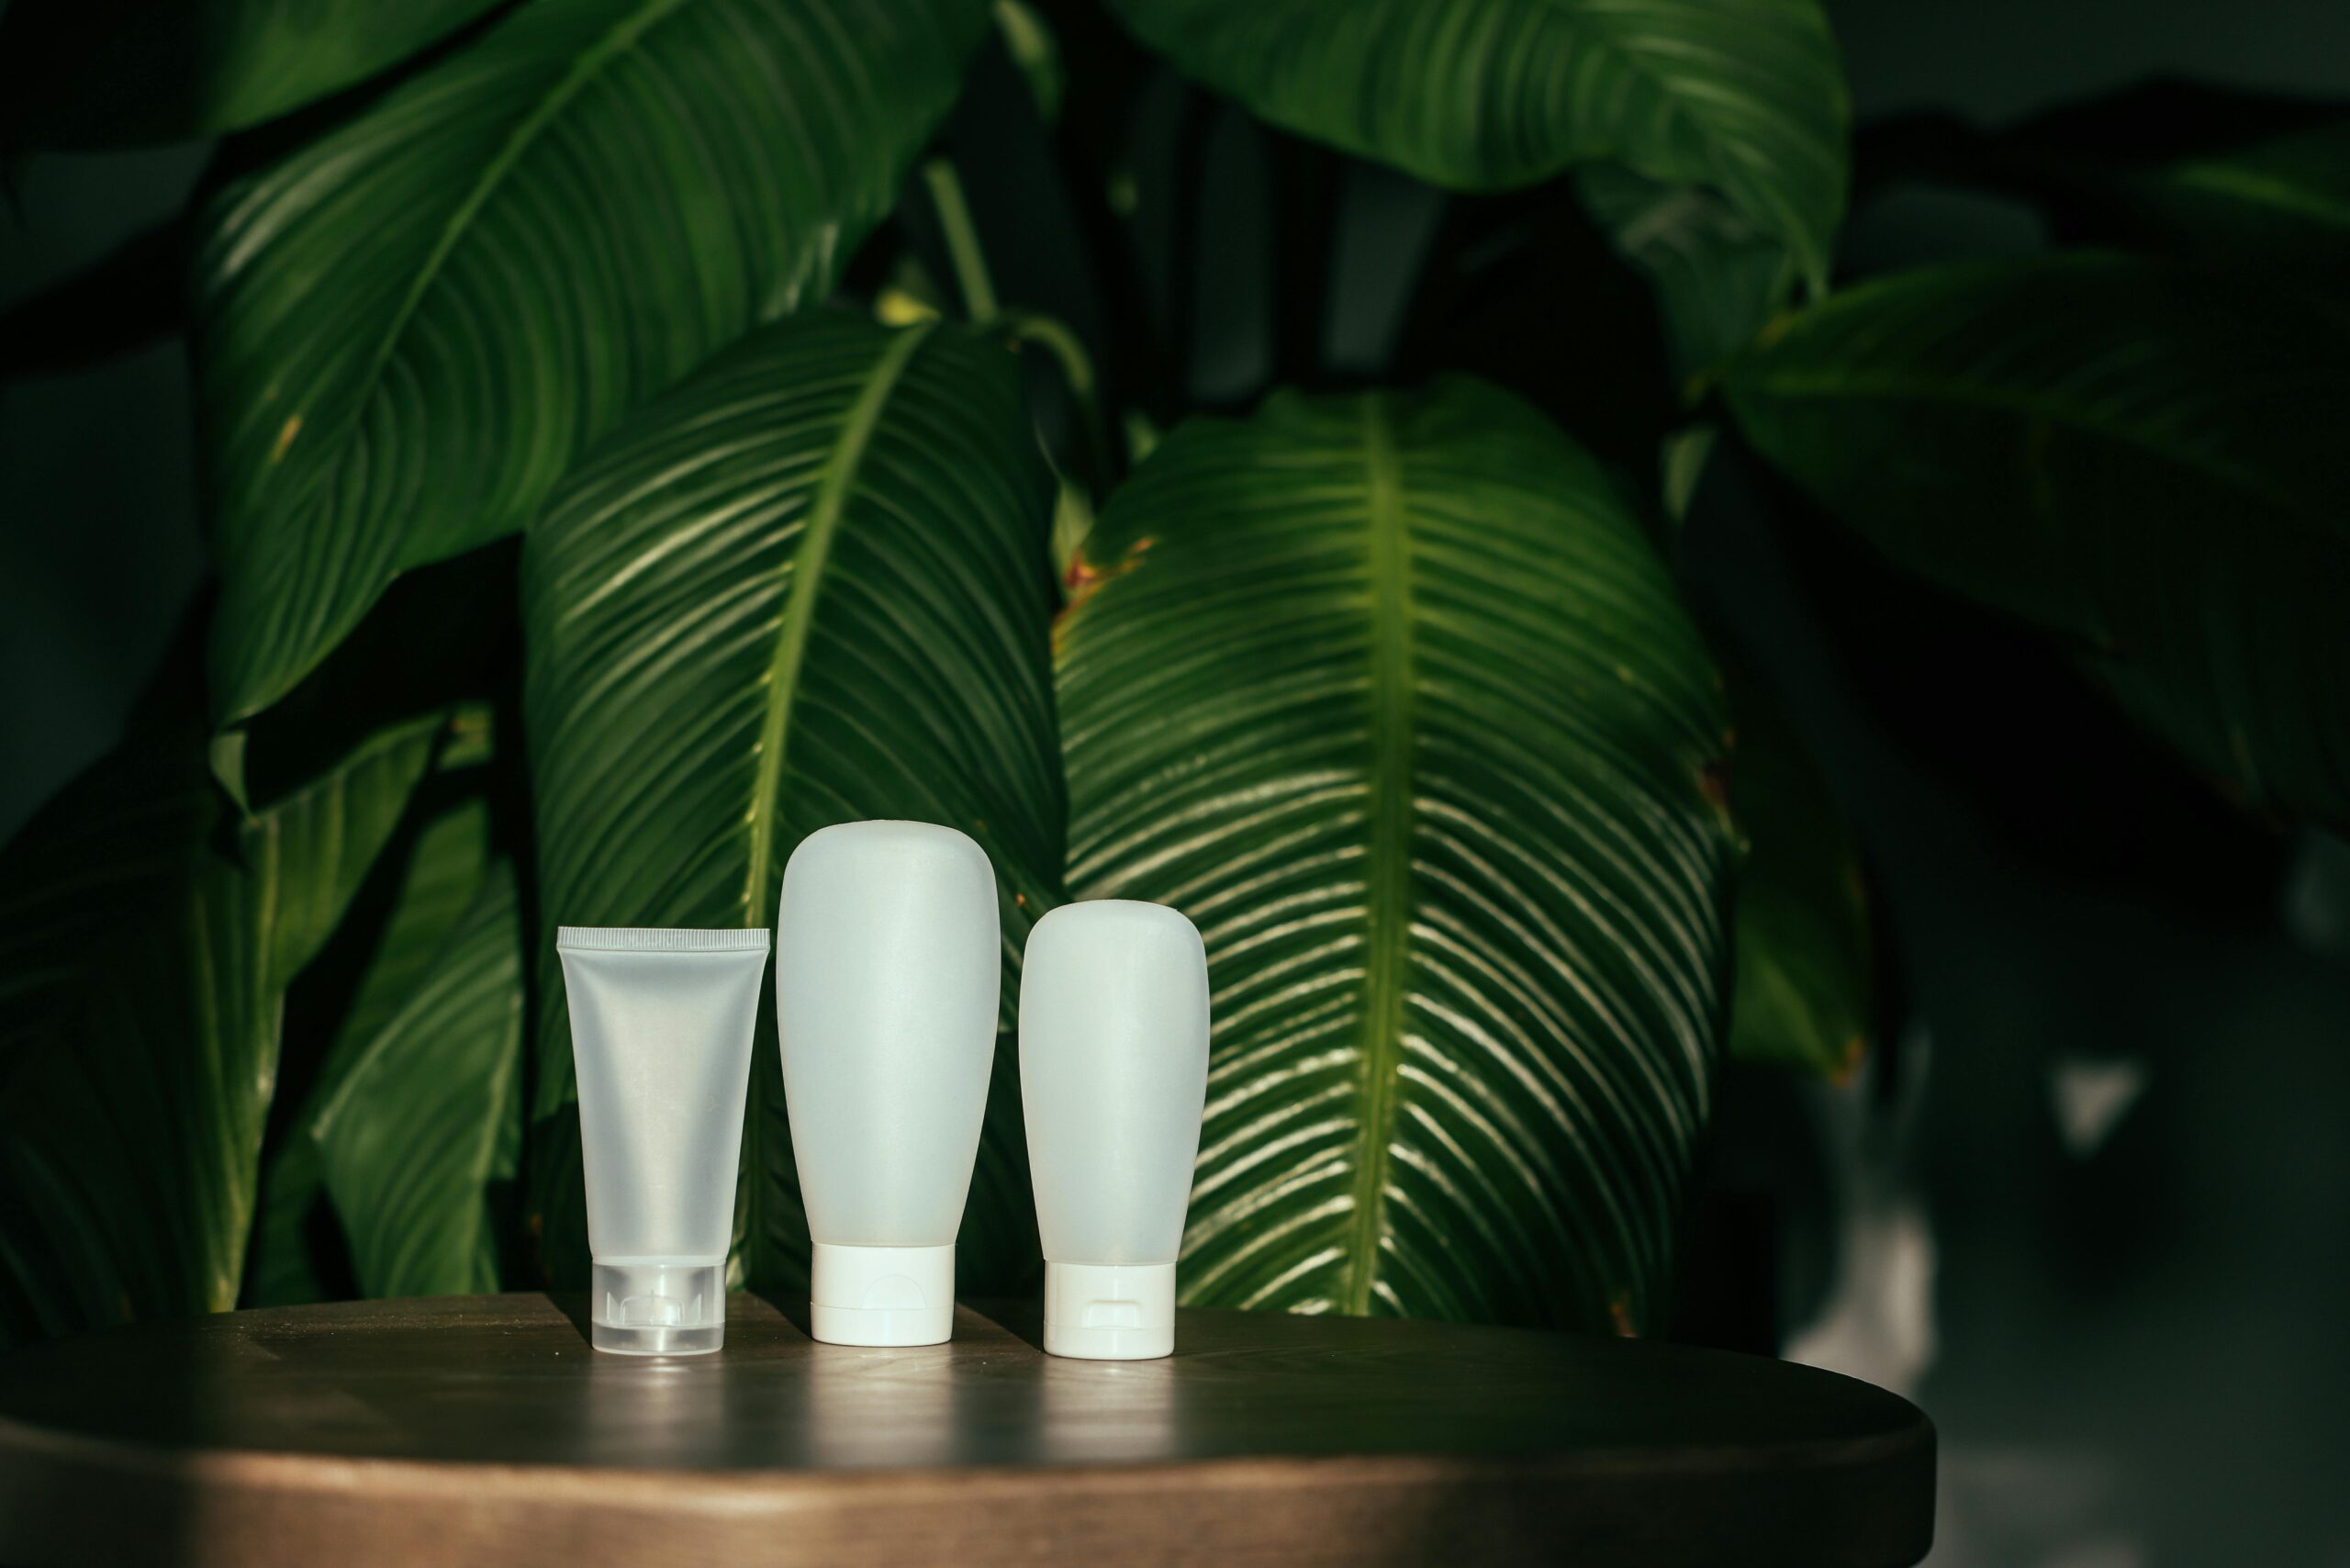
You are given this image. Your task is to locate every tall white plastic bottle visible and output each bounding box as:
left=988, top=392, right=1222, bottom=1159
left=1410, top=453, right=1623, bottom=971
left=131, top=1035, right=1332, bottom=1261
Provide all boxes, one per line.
left=1019, top=899, right=1210, bottom=1360
left=775, top=820, right=1001, bottom=1346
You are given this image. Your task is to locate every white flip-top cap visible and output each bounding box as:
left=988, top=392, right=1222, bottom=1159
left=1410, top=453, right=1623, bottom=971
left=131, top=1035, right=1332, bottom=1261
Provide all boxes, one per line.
left=810, top=1242, right=957, bottom=1346
left=591, top=1260, right=727, bottom=1355
left=1046, top=1261, right=1176, bottom=1359
left=1020, top=900, right=1211, bottom=1362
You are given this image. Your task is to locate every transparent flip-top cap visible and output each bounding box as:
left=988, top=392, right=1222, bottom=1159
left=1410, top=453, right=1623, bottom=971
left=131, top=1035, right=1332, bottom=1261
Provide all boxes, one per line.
left=591, top=1260, right=727, bottom=1355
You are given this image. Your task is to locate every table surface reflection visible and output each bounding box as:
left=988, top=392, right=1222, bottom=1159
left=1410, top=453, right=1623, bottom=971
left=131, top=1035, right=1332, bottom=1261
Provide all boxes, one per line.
left=0, top=1293, right=1934, bottom=1567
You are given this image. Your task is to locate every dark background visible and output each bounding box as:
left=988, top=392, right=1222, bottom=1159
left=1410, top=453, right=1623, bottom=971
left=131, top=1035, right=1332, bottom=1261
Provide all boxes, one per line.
left=6, top=2, right=2348, bottom=1562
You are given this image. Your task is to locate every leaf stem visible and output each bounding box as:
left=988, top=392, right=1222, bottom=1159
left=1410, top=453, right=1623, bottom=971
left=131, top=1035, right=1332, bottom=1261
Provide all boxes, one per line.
left=923, top=158, right=999, bottom=325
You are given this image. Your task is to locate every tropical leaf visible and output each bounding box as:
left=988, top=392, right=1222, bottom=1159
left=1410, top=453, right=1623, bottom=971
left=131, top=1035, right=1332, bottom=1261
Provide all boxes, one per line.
left=1863, top=95, right=2350, bottom=275
left=242, top=1138, right=339, bottom=1308
left=314, top=860, right=523, bottom=1298
left=0, top=706, right=442, bottom=1343
left=197, top=0, right=992, bottom=724
left=1103, top=0, right=1849, bottom=286
left=245, top=790, right=500, bottom=1305
left=1724, top=252, right=2350, bottom=831
left=1057, top=378, right=1736, bottom=1331
left=1578, top=164, right=1797, bottom=382
left=522, top=312, right=1062, bottom=1298
left=1720, top=654, right=1870, bottom=1077
left=0, top=0, right=503, bottom=148
left=2098, top=120, right=2350, bottom=271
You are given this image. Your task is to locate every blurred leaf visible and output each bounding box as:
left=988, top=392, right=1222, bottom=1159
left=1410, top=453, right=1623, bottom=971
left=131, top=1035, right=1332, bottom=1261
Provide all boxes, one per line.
left=198, top=0, right=992, bottom=724
left=223, top=543, right=520, bottom=805
left=2097, top=120, right=2350, bottom=271
left=522, top=314, right=1062, bottom=1299
left=1725, top=253, right=2350, bottom=830
left=1720, top=655, right=1870, bottom=1077
left=242, top=1139, right=339, bottom=1308
left=315, top=860, right=522, bottom=1298
left=1661, top=423, right=1719, bottom=523
left=245, top=792, right=498, bottom=1305
left=0, top=0, right=505, bottom=148
left=1857, top=91, right=2350, bottom=276
left=992, top=0, right=1065, bottom=126
left=1104, top=0, right=1849, bottom=287
left=0, top=706, right=442, bottom=1342
left=1579, top=165, right=1798, bottom=383
left=1057, top=378, right=1736, bottom=1331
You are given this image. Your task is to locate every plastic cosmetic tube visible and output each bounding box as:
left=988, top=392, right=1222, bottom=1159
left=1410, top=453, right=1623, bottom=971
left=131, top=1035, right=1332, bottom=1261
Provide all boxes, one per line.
left=776, top=821, right=1001, bottom=1346
left=1019, top=900, right=1210, bottom=1360
left=557, top=926, right=769, bottom=1355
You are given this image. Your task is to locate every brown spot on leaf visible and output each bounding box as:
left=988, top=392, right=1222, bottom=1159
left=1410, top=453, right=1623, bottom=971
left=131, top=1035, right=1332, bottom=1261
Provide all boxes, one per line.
left=1608, top=1294, right=1639, bottom=1338
left=1832, top=1035, right=1869, bottom=1084
left=269, top=415, right=303, bottom=464
left=1753, top=311, right=1797, bottom=351
left=1698, top=755, right=1731, bottom=810
left=1054, top=534, right=1156, bottom=652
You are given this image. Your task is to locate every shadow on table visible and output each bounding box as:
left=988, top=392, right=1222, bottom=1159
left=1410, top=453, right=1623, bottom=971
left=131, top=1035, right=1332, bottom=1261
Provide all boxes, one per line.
left=746, top=1288, right=815, bottom=1340
left=969, top=1295, right=1047, bottom=1355
left=548, top=1290, right=594, bottom=1347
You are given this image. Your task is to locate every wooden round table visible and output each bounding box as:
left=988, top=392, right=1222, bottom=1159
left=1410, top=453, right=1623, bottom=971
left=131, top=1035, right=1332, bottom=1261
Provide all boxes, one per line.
left=0, top=1294, right=1932, bottom=1567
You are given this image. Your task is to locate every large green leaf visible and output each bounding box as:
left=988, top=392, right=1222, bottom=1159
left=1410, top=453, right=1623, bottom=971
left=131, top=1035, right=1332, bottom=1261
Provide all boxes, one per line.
left=0, top=0, right=502, bottom=148
left=1720, top=654, right=1869, bottom=1078
left=198, top=0, right=992, bottom=724
left=246, top=790, right=503, bottom=1305
left=0, top=707, right=442, bottom=1343
left=1724, top=253, right=2350, bottom=831
left=1057, top=378, right=1736, bottom=1331
left=523, top=312, right=1062, bottom=1298
left=1104, top=0, right=1849, bottom=286
left=314, top=860, right=523, bottom=1297
left=1578, top=164, right=1796, bottom=383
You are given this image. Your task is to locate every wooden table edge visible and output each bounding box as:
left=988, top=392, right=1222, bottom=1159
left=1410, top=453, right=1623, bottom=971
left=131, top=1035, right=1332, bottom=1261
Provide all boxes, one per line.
left=0, top=1406, right=1936, bottom=1568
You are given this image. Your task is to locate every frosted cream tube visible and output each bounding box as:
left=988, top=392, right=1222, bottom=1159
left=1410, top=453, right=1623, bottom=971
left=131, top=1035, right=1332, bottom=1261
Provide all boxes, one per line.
left=776, top=821, right=1001, bottom=1347
left=556, top=926, right=768, bottom=1355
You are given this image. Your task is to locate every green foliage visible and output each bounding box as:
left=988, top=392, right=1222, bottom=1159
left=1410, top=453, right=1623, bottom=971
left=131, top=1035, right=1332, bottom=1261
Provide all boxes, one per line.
left=0, top=700, right=445, bottom=1340
left=520, top=314, right=1062, bottom=1295
left=1058, top=380, right=1735, bottom=1329
left=2101, top=121, right=2350, bottom=270
left=3, top=0, right=2339, bottom=1348
left=0, top=0, right=503, bottom=147
left=1104, top=0, right=1849, bottom=286
left=196, top=0, right=991, bottom=722
left=1719, top=656, right=1871, bottom=1078
left=312, top=850, right=522, bottom=1299
left=1578, top=165, right=1797, bottom=382
left=1723, top=253, right=2350, bottom=830
left=248, top=791, right=506, bottom=1305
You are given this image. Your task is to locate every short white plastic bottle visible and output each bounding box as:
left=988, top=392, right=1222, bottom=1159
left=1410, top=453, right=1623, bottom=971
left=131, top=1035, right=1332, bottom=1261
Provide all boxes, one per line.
left=1019, top=899, right=1211, bottom=1360
left=775, top=820, right=1001, bottom=1346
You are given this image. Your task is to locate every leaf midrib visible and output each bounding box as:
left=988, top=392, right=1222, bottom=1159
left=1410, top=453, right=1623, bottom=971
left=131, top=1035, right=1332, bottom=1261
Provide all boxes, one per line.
left=2164, top=161, right=2350, bottom=232
left=274, top=0, right=702, bottom=482
left=1345, top=393, right=1413, bottom=1315
left=740, top=321, right=939, bottom=924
